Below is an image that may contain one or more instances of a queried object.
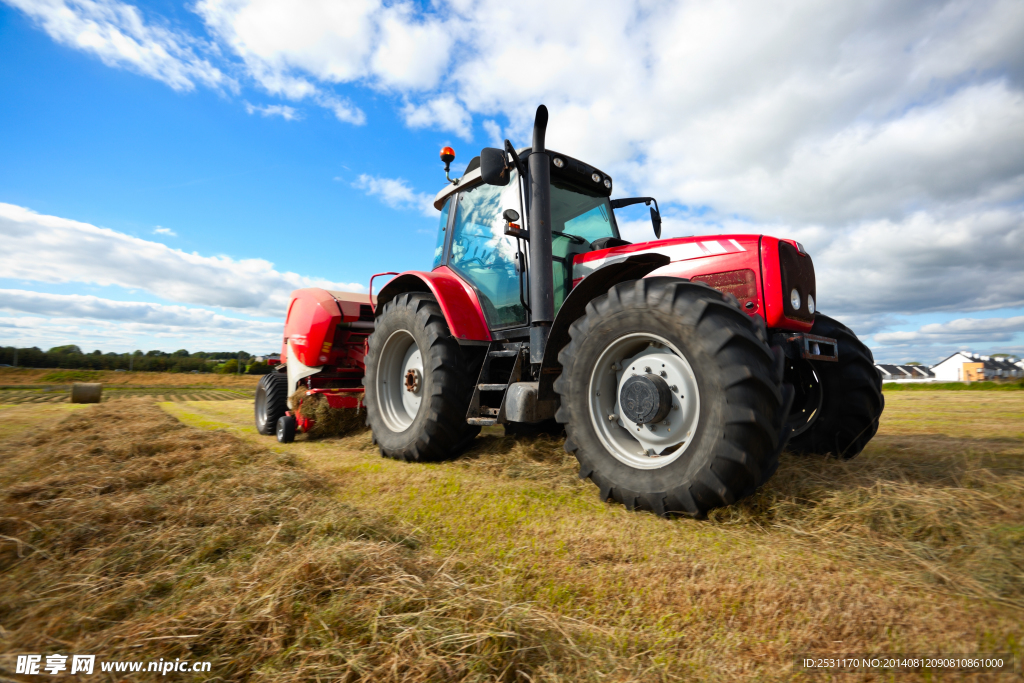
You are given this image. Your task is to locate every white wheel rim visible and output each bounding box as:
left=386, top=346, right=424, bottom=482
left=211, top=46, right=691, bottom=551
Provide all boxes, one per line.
left=588, top=333, right=701, bottom=470
left=377, top=330, right=424, bottom=432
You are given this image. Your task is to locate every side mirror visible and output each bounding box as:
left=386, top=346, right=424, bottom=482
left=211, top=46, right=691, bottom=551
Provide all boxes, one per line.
left=480, top=147, right=510, bottom=186
left=651, top=206, right=662, bottom=239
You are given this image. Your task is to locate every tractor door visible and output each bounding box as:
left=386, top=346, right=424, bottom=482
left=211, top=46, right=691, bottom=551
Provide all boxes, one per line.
left=549, top=179, right=622, bottom=311
left=447, top=177, right=528, bottom=329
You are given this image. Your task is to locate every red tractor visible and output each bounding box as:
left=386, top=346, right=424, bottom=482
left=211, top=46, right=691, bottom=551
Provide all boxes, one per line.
left=255, top=105, right=883, bottom=517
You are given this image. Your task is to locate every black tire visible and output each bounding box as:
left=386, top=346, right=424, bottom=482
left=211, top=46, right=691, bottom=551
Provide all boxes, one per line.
left=787, top=314, right=884, bottom=459
left=554, top=278, right=789, bottom=518
left=276, top=414, right=296, bottom=443
left=255, top=371, right=289, bottom=435
left=363, top=292, right=480, bottom=462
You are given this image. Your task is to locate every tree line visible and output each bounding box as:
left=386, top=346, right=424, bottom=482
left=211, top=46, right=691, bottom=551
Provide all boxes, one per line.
left=0, top=346, right=275, bottom=374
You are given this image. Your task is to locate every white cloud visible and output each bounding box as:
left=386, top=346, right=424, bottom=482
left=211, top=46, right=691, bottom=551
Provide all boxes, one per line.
left=5, top=0, right=234, bottom=92
left=809, top=208, right=1024, bottom=316
left=0, top=203, right=365, bottom=317
left=874, top=316, right=1024, bottom=345
left=316, top=93, right=365, bottom=125
left=153, top=226, right=176, bottom=236
left=0, top=289, right=282, bottom=331
left=353, top=174, right=435, bottom=216
left=401, top=95, right=472, bottom=140
left=0, top=312, right=282, bottom=353
left=194, top=0, right=451, bottom=91
left=243, top=101, right=301, bottom=120
left=482, top=119, right=503, bottom=147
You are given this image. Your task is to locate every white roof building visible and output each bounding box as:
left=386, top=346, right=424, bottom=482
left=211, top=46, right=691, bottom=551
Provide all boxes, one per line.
left=931, top=352, right=1023, bottom=382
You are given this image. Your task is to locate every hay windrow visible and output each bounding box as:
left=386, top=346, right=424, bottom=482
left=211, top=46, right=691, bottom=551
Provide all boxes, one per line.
left=290, top=388, right=368, bottom=440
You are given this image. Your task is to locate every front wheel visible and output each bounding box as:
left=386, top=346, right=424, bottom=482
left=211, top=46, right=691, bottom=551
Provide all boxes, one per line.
left=555, top=279, right=789, bottom=518
left=786, top=314, right=884, bottom=459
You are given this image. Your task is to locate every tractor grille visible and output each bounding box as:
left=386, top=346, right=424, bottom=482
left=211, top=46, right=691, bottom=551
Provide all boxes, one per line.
left=359, top=304, right=374, bottom=321
left=779, top=241, right=815, bottom=322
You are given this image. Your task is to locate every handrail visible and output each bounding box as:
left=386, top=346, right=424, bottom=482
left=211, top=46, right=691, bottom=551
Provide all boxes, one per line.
left=368, top=272, right=400, bottom=314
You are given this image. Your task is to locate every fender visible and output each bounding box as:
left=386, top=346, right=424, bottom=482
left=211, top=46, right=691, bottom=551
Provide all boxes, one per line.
left=375, top=266, right=492, bottom=342
left=537, top=252, right=671, bottom=400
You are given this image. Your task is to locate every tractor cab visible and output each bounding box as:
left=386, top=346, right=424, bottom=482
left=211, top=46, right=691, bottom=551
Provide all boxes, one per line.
left=431, top=149, right=630, bottom=332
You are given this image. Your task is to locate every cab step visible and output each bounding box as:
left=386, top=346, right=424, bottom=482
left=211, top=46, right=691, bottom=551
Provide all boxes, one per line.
left=466, top=342, right=524, bottom=426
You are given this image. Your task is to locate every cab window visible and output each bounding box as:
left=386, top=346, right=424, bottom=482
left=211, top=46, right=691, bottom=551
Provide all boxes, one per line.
left=549, top=180, right=618, bottom=310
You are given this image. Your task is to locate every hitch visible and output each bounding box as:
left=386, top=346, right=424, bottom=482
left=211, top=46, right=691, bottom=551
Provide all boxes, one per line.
left=772, top=332, right=838, bottom=362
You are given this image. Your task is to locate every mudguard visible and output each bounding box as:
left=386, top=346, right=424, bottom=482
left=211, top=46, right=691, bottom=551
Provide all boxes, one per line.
left=375, top=266, right=492, bottom=342
left=537, top=252, right=670, bottom=400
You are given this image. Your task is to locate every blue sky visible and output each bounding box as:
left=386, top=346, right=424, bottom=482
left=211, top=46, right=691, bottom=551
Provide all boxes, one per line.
left=1, top=0, right=1022, bottom=363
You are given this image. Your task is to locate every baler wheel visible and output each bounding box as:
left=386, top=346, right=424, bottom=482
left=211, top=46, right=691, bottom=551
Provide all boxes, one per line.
left=554, top=278, right=790, bottom=518
left=255, top=371, right=289, bottom=435
left=786, top=314, right=884, bottom=460
left=276, top=414, right=296, bottom=443
left=364, top=292, right=480, bottom=462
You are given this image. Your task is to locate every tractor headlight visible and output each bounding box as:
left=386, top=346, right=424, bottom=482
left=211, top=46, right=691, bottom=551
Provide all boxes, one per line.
left=603, top=178, right=612, bottom=189
left=807, top=294, right=815, bottom=314
left=790, top=288, right=801, bottom=311
left=553, top=157, right=564, bottom=168
left=591, top=172, right=601, bottom=183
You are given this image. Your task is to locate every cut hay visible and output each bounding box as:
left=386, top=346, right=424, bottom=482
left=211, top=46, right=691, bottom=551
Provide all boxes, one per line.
left=291, top=388, right=367, bottom=440
left=0, top=400, right=635, bottom=682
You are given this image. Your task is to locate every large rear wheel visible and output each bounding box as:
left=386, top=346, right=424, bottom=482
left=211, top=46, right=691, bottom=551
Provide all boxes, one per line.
left=364, top=292, right=480, bottom=462
left=555, top=279, right=789, bottom=518
left=786, top=314, right=883, bottom=459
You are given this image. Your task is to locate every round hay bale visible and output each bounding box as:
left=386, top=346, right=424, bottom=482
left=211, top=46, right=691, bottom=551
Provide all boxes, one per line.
left=291, top=389, right=367, bottom=439
left=70, top=383, right=102, bottom=404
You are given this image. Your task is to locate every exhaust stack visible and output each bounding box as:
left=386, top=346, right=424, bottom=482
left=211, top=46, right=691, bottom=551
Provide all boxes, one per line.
left=527, top=105, right=554, bottom=364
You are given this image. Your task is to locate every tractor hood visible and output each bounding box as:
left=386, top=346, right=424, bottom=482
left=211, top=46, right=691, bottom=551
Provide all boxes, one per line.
left=572, top=235, right=759, bottom=281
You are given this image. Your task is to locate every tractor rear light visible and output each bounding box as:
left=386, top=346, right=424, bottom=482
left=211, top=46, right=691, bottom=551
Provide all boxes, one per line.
left=591, top=172, right=601, bottom=183
left=790, top=288, right=801, bottom=311
left=807, top=294, right=815, bottom=314
left=553, top=157, right=565, bottom=168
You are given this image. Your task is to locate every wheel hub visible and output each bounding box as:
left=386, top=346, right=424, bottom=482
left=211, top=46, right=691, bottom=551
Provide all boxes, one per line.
left=404, top=368, right=421, bottom=393
left=619, top=373, right=672, bottom=425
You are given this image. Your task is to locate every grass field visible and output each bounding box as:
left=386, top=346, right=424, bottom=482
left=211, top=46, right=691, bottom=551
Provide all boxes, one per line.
left=1, top=392, right=1021, bottom=681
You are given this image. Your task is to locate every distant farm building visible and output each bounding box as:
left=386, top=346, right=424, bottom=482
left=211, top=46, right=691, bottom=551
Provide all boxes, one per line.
left=876, top=364, right=936, bottom=382
left=875, top=352, right=1022, bottom=383
left=929, top=352, right=1023, bottom=382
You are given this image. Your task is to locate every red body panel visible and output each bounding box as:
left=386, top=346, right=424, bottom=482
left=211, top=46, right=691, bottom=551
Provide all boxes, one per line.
left=572, top=234, right=813, bottom=332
